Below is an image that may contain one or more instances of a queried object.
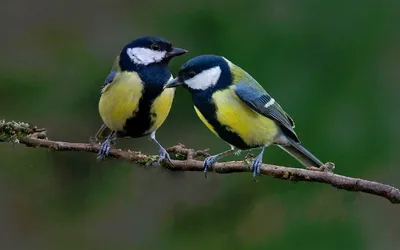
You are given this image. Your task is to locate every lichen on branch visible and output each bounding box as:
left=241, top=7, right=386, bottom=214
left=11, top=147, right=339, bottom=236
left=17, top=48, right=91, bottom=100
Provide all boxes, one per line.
left=1, top=119, right=400, bottom=204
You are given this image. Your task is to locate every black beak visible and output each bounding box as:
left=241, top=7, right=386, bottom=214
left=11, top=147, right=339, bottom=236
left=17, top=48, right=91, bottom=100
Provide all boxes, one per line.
left=166, top=47, right=188, bottom=58
left=164, top=78, right=183, bottom=89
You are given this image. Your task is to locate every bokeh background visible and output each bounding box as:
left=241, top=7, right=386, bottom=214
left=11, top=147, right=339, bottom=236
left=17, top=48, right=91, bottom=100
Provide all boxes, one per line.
left=1, top=0, right=400, bottom=249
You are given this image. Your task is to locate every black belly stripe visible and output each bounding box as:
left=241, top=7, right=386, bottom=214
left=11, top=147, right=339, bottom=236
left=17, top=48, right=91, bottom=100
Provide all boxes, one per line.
left=122, top=85, right=163, bottom=138
left=193, top=97, right=253, bottom=150
left=117, top=61, right=171, bottom=138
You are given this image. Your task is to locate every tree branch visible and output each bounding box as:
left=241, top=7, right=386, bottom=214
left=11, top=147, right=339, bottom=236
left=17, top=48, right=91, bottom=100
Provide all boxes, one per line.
left=1, top=120, right=399, bottom=204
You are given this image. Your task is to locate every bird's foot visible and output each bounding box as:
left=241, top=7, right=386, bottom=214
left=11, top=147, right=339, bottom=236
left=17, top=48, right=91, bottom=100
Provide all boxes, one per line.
left=307, top=162, right=335, bottom=172
left=110, top=136, right=118, bottom=145
left=89, top=136, right=99, bottom=144
left=97, top=139, right=111, bottom=161
left=249, top=154, right=263, bottom=181
left=203, top=155, right=219, bottom=178
left=89, top=135, right=115, bottom=145
left=158, top=146, right=173, bottom=165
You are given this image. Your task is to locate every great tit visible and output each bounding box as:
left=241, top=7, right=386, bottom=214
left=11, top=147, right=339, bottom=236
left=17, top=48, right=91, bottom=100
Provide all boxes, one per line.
left=94, top=36, right=187, bottom=162
left=164, top=55, right=324, bottom=179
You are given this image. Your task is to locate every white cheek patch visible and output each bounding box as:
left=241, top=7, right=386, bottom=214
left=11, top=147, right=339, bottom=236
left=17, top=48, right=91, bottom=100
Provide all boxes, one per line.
left=186, top=66, right=222, bottom=90
left=126, top=48, right=166, bottom=65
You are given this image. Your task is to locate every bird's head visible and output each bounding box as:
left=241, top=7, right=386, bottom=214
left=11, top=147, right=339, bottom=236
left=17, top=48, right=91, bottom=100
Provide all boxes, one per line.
left=119, top=36, right=187, bottom=70
left=164, top=55, right=233, bottom=93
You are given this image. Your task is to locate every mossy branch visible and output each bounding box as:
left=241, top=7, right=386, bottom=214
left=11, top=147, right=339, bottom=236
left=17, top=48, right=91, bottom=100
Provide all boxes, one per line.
left=1, top=120, right=400, bottom=204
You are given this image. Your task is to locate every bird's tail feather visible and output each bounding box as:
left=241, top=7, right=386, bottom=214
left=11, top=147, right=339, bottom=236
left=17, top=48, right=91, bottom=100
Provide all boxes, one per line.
left=278, top=139, right=323, bottom=168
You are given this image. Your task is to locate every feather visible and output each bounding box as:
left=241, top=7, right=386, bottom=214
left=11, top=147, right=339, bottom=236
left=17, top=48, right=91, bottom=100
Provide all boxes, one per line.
left=103, top=70, right=118, bottom=87
left=232, top=70, right=299, bottom=142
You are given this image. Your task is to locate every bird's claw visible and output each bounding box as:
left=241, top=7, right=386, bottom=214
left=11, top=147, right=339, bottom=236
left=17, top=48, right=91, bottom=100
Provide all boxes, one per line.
left=158, top=147, right=173, bottom=165
left=97, top=140, right=111, bottom=161
left=110, top=136, right=118, bottom=145
left=307, top=162, right=335, bottom=172
left=89, top=136, right=99, bottom=144
left=250, top=155, right=263, bottom=181
left=203, top=155, right=218, bottom=178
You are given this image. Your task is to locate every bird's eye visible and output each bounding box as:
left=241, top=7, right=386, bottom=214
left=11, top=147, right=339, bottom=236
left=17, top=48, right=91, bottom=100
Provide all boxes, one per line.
left=151, top=43, right=160, bottom=51
left=187, top=71, right=196, bottom=79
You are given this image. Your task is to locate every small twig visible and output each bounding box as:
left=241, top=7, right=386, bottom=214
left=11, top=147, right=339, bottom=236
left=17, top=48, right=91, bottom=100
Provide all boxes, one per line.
left=167, top=144, right=209, bottom=160
left=1, top=120, right=400, bottom=204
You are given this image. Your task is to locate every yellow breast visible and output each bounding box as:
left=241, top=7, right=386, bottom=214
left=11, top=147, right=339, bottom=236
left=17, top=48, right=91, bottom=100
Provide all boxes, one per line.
left=211, top=88, right=280, bottom=146
left=147, top=87, right=175, bottom=133
left=98, top=72, right=143, bottom=131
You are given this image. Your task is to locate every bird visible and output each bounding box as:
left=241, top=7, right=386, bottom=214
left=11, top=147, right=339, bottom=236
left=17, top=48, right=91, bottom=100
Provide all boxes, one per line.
left=94, top=36, right=187, bottom=162
left=164, top=54, right=324, bottom=179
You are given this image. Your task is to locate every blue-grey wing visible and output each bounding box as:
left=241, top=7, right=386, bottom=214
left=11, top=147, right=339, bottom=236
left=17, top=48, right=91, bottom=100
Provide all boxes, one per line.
left=234, top=77, right=299, bottom=142
left=103, top=69, right=118, bottom=87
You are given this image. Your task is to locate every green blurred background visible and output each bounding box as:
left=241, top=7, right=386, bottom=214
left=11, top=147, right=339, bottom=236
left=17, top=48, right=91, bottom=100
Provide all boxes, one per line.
left=1, top=0, right=399, bottom=249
